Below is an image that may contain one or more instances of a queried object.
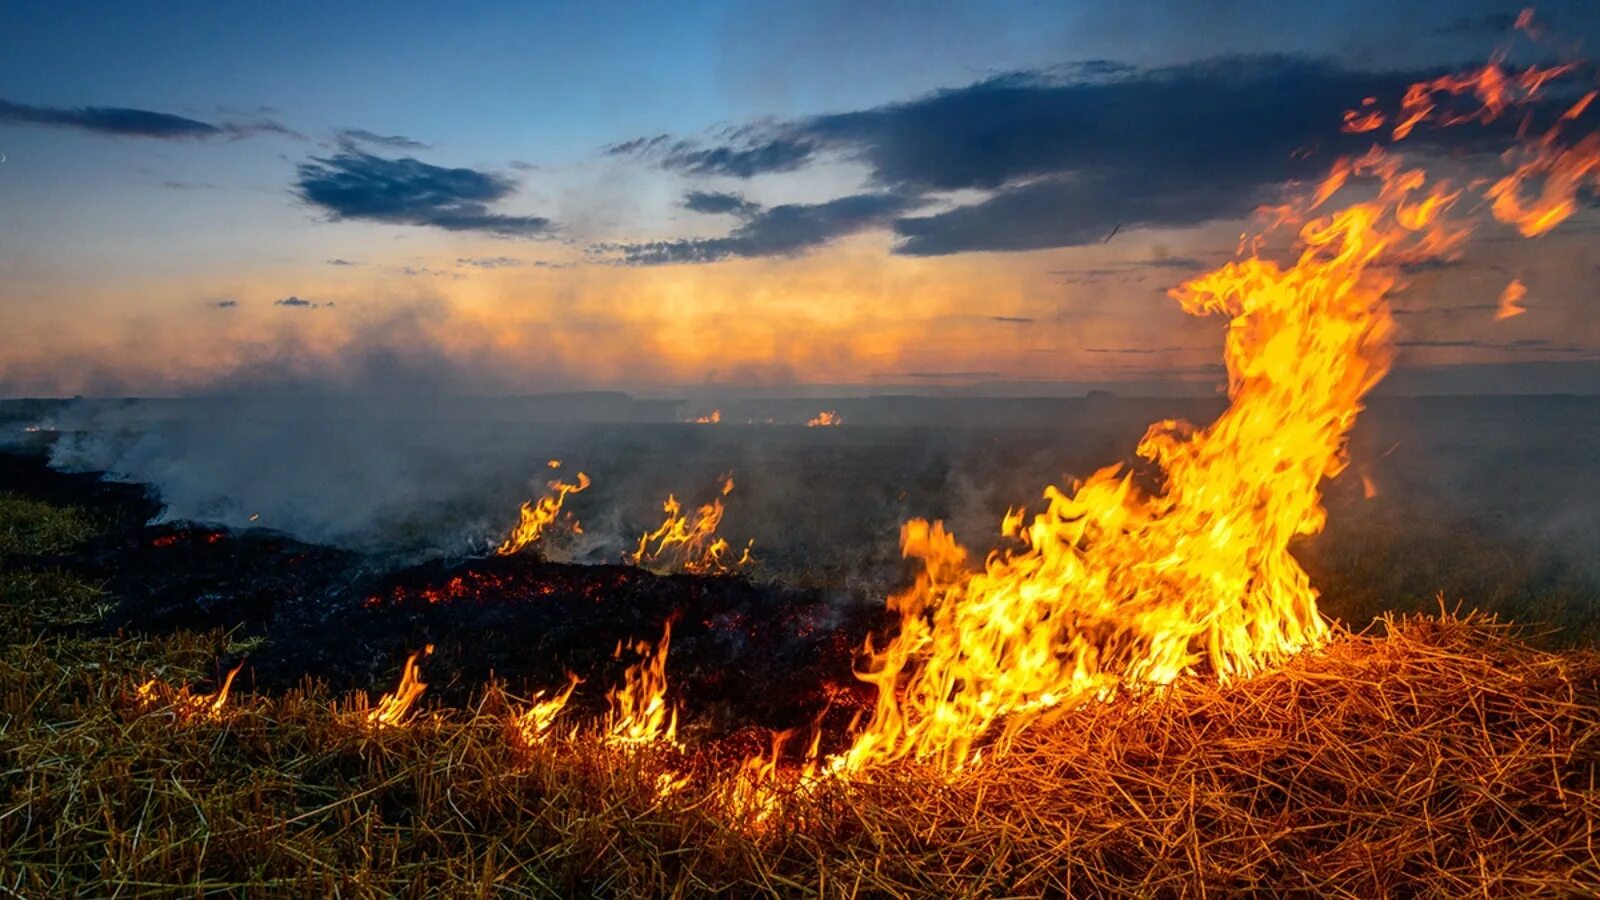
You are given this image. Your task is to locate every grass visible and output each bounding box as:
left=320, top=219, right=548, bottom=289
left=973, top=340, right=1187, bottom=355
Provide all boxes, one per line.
left=0, top=492, right=97, bottom=558
left=1, top=499, right=1598, bottom=896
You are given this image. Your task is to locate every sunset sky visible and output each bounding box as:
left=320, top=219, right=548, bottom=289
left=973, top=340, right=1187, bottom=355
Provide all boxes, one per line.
left=3, top=0, right=1599, bottom=397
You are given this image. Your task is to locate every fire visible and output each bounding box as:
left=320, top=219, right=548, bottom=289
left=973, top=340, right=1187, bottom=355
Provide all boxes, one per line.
left=367, top=645, right=432, bottom=728
left=134, top=662, right=244, bottom=723
left=806, top=410, right=843, bottom=427
left=509, top=674, right=580, bottom=748
left=834, top=53, right=1595, bottom=774
left=627, top=476, right=754, bottom=575
left=688, top=409, right=722, bottom=424
left=604, top=622, right=679, bottom=748
left=1497, top=279, right=1529, bottom=320
left=496, top=464, right=591, bottom=556
left=723, top=727, right=823, bottom=831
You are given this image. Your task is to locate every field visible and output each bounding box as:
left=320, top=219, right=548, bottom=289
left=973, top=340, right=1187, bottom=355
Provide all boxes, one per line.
left=2, top=397, right=1600, bottom=895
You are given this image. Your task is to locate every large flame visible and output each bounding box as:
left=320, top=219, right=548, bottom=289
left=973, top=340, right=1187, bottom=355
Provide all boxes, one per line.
left=496, top=463, right=591, bottom=556
left=627, top=476, right=754, bottom=576
left=837, top=49, right=1596, bottom=774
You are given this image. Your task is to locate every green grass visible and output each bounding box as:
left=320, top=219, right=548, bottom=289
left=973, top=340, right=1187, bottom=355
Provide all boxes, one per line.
left=0, top=492, right=97, bottom=557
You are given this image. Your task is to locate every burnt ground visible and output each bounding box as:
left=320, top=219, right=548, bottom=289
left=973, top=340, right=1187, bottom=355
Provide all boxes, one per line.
left=1, top=447, right=881, bottom=739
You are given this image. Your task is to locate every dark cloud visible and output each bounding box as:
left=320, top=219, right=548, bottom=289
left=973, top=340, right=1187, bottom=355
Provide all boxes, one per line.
left=456, top=256, right=523, bottom=269
left=623, top=55, right=1532, bottom=255
left=336, top=128, right=430, bottom=150
left=990, top=316, right=1036, bottom=323
left=609, top=193, right=919, bottom=264
left=163, top=180, right=221, bottom=191
left=275, top=296, right=330, bottom=309
left=293, top=151, right=552, bottom=237
left=325, top=258, right=359, bottom=267
left=611, top=134, right=814, bottom=177
left=214, top=299, right=238, bottom=309
left=0, top=97, right=294, bottom=140
left=682, top=190, right=761, bottom=216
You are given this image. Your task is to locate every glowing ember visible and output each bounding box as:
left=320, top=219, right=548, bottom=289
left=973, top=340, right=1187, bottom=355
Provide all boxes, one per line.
left=604, top=622, right=679, bottom=748
left=627, top=476, right=754, bottom=575
left=509, top=674, right=580, bottom=749
left=806, top=410, right=843, bottom=427
left=367, top=645, right=432, bottom=728
left=835, top=53, right=1596, bottom=774
left=496, top=464, right=591, bottom=556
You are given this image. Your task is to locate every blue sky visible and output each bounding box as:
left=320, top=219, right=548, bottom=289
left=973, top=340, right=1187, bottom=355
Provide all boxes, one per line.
left=2, top=1, right=1598, bottom=395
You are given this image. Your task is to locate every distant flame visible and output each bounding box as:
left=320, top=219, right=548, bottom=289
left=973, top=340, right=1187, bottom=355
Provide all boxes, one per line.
left=688, top=409, right=722, bottom=424
left=806, top=410, right=843, bottom=427
left=627, top=476, right=754, bottom=575
left=497, top=465, right=591, bottom=556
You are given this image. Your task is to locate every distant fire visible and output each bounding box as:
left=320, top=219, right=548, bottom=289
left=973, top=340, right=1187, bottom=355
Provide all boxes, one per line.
left=497, top=462, right=590, bottom=556
left=688, top=409, right=722, bottom=424
left=806, top=410, right=843, bottom=427
left=627, top=475, right=754, bottom=575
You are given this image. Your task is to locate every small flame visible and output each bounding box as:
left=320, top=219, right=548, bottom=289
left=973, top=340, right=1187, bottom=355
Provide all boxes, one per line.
left=604, top=623, right=679, bottom=748
left=1496, top=279, right=1529, bottom=319
left=806, top=410, right=843, bottom=427
left=687, top=409, right=722, bottom=424
left=133, top=662, right=245, bottom=723
left=627, top=476, right=753, bottom=575
left=510, top=674, right=580, bottom=748
left=722, top=727, right=823, bottom=831
left=497, top=470, right=592, bottom=556
left=367, top=645, right=432, bottom=728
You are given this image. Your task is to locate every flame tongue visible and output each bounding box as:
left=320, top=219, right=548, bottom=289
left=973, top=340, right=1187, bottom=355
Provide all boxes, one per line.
left=839, top=53, right=1597, bottom=774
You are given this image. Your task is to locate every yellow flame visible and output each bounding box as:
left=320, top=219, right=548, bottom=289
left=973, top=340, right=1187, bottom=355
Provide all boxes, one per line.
left=510, top=674, right=580, bottom=749
left=605, top=622, right=679, bottom=748
left=497, top=468, right=592, bottom=556
left=367, top=645, right=432, bottom=728
left=133, top=662, right=245, bottom=723
left=1496, top=279, right=1529, bottom=319
left=834, top=56, right=1594, bottom=774
left=627, top=476, right=754, bottom=575
left=806, top=410, right=843, bottom=427
left=688, top=409, right=722, bottom=424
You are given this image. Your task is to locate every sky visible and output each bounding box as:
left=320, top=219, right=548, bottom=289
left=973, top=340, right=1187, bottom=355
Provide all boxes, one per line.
left=2, top=0, right=1599, bottom=397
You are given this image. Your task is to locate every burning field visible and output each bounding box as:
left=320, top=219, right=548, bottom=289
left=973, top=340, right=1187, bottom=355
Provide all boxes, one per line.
left=5, top=30, right=1600, bottom=898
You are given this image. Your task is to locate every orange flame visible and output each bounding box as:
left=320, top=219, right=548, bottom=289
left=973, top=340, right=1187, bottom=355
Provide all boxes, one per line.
left=1496, top=279, right=1529, bottom=319
left=497, top=465, right=592, bottom=556
left=367, top=645, right=432, bottom=728
left=134, top=662, right=245, bottom=723
left=834, top=55, right=1593, bottom=774
left=723, top=727, right=823, bottom=831
left=687, top=409, right=722, bottom=424
left=806, top=410, right=843, bottom=427
left=604, top=622, right=679, bottom=748
left=510, top=674, right=580, bottom=748
left=627, top=476, right=754, bottom=575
